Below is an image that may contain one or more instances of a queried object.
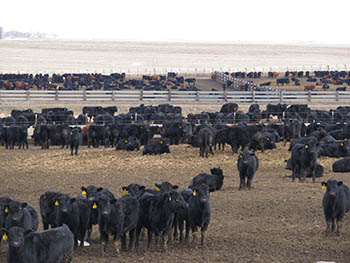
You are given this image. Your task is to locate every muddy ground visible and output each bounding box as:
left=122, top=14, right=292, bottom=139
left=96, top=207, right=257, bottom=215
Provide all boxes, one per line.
left=1, top=138, right=350, bottom=262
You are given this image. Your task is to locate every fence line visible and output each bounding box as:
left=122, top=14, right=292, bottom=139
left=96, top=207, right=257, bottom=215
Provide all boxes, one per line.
left=1, top=64, right=350, bottom=76
left=0, top=89, right=349, bottom=103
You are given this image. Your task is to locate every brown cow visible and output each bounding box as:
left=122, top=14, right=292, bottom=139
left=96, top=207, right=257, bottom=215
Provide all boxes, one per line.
left=15, top=81, right=27, bottom=90
left=2, top=80, right=14, bottom=90
left=304, top=85, right=315, bottom=91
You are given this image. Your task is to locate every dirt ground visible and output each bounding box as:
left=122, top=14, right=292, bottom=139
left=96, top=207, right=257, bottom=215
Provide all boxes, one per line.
left=1, top=110, right=350, bottom=262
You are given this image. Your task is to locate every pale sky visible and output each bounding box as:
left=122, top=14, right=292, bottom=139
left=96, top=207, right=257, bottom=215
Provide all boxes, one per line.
left=1, top=0, right=349, bottom=44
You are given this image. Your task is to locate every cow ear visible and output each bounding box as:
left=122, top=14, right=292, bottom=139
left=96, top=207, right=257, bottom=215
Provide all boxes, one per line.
left=24, top=229, right=33, bottom=236
left=338, top=181, right=343, bottom=186
left=139, top=186, right=146, bottom=190
left=97, top=187, right=103, bottom=192
left=21, top=203, right=28, bottom=208
left=110, top=199, right=117, bottom=204
left=172, top=185, right=179, bottom=190
left=70, top=198, right=76, bottom=204
left=81, top=187, right=87, bottom=192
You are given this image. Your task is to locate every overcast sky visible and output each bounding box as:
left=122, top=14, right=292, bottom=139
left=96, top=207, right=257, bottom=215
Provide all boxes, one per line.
left=1, top=0, right=349, bottom=44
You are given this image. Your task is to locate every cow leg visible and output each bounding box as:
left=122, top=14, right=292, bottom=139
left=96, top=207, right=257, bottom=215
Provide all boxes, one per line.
left=331, top=218, right=336, bottom=232
left=70, top=145, right=74, bottom=156
left=121, top=233, right=127, bottom=251
left=336, top=220, right=342, bottom=236
left=247, top=175, right=253, bottom=190
left=129, top=229, right=136, bottom=250
left=75, top=145, right=79, bottom=155
left=147, top=229, right=153, bottom=248
left=239, top=174, right=244, bottom=190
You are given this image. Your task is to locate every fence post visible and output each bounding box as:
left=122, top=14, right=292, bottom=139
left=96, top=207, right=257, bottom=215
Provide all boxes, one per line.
left=112, top=91, right=115, bottom=101
left=26, top=90, right=30, bottom=101
left=308, top=91, right=311, bottom=102
left=83, top=90, right=87, bottom=101
left=336, top=91, right=339, bottom=102
left=279, top=90, right=284, bottom=103
left=224, top=89, right=227, bottom=102
left=252, top=90, right=256, bottom=103
left=55, top=90, right=58, bottom=101
left=168, top=90, right=171, bottom=101
left=196, top=90, right=199, bottom=101
left=140, top=90, right=143, bottom=101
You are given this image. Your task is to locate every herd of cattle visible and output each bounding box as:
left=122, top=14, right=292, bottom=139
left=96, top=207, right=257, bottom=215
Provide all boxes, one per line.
left=0, top=167, right=225, bottom=262
left=226, top=70, right=350, bottom=91
left=0, top=72, right=199, bottom=92
left=2, top=100, right=350, bottom=261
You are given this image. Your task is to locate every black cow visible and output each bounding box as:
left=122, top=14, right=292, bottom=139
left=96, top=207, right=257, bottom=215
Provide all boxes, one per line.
left=237, top=149, right=259, bottom=190
left=6, top=125, right=28, bottom=150
left=184, top=184, right=211, bottom=246
left=136, top=190, right=187, bottom=251
left=285, top=158, right=324, bottom=178
left=121, top=184, right=146, bottom=199
left=198, top=127, right=214, bottom=158
left=291, top=143, right=318, bottom=182
left=333, top=158, right=350, bottom=173
left=68, top=127, right=82, bottom=155
left=162, top=122, right=185, bottom=145
left=321, top=179, right=350, bottom=235
left=88, top=124, right=106, bottom=148
left=97, top=194, right=140, bottom=254
left=55, top=195, right=81, bottom=248
left=80, top=186, right=115, bottom=244
left=5, top=200, right=39, bottom=232
left=39, top=190, right=65, bottom=230
left=189, top=167, right=224, bottom=192
left=319, top=141, right=350, bottom=158
left=143, top=138, right=170, bottom=155
left=283, top=118, right=302, bottom=145
left=11, top=109, right=35, bottom=127
left=116, top=136, right=141, bottom=151
left=220, top=103, right=238, bottom=114
left=1, top=225, right=74, bottom=263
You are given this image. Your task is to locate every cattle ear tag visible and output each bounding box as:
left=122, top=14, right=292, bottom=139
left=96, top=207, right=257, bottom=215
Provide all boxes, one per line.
left=305, top=144, right=309, bottom=149
left=193, top=190, right=197, bottom=197
left=322, top=185, right=326, bottom=190
left=123, top=189, right=128, bottom=195
left=82, top=190, right=87, bottom=196
left=160, top=141, right=163, bottom=144
left=93, top=203, right=98, bottom=209
left=124, top=140, right=128, bottom=143
left=169, top=196, right=172, bottom=201
left=341, top=143, right=344, bottom=147
left=70, top=132, right=73, bottom=135
left=2, top=233, right=7, bottom=241
left=266, top=137, right=270, bottom=141
left=55, top=200, right=59, bottom=206
left=4, top=207, right=8, bottom=213
left=156, top=187, right=160, bottom=191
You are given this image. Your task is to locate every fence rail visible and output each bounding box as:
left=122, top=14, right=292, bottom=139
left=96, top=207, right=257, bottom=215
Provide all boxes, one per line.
left=0, top=89, right=350, bottom=103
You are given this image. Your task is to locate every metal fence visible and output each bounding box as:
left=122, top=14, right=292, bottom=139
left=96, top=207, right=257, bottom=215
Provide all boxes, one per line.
left=1, top=89, right=350, bottom=103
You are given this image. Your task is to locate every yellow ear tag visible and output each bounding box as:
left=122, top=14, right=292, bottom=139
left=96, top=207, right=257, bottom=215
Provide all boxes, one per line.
left=169, top=196, right=172, bottom=201
left=322, top=185, right=326, bottom=190
left=93, top=202, right=97, bottom=209
left=160, top=141, right=163, bottom=144
left=124, top=140, right=128, bottom=143
left=305, top=145, right=309, bottom=149
left=4, top=207, right=8, bottom=213
left=82, top=190, right=87, bottom=196
left=340, top=143, right=344, bottom=147
left=156, top=187, right=160, bottom=191
left=193, top=190, right=197, bottom=197
left=266, top=137, right=270, bottom=141
left=123, top=189, right=128, bottom=195
left=55, top=200, right=59, bottom=206
left=3, top=233, right=7, bottom=241
left=70, top=132, right=73, bottom=135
